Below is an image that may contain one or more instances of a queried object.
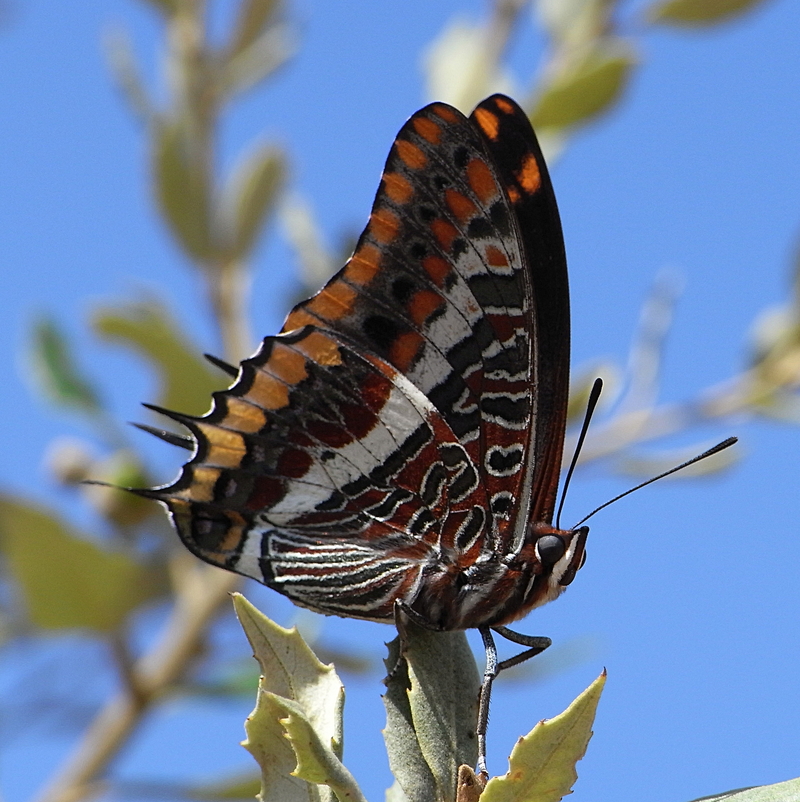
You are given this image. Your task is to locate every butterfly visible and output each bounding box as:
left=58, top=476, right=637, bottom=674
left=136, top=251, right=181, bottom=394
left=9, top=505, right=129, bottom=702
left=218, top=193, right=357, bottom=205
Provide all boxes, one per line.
left=138, top=94, right=589, bottom=774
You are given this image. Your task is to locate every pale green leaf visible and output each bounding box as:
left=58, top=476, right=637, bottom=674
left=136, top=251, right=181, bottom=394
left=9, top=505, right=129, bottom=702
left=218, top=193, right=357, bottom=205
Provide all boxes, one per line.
left=536, top=0, right=610, bottom=48
left=220, top=143, right=287, bottom=261
left=385, top=779, right=412, bottom=802
left=233, top=594, right=349, bottom=802
left=481, top=672, right=606, bottom=802
left=423, top=19, right=516, bottom=112
left=92, top=300, right=228, bottom=416
left=222, top=24, right=296, bottom=99
left=153, top=116, right=213, bottom=262
left=0, top=495, right=160, bottom=632
left=269, top=694, right=366, bottom=802
left=29, top=317, right=102, bottom=415
left=382, top=621, right=479, bottom=802
left=228, top=0, right=280, bottom=57
left=382, top=637, right=438, bottom=802
left=405, top=626, right=479, bottom=801
left=687, top=778, right=800, bottom=802
left=532, top=40, right=636, bottom=130
left=648, top=0, right=770, bottom=27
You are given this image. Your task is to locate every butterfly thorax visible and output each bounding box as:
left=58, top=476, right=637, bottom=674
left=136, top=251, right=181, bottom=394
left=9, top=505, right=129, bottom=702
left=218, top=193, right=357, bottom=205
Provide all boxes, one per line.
left=407, top=522, right=588, bottom=631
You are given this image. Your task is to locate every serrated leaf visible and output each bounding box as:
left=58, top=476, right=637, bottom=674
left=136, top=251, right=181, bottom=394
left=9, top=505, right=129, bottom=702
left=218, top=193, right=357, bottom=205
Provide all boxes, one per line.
left=29, top=317, right=102, bottom=415
left=233, top=594, right=350, bottom=802
left=647, top=0, right=769, bottom=27
left=532, top=40, right=636, bottom=130
left=228, top=0, right=280, bottom=57
left=220, top=143, right=286, bottom=261
left=481, top=671, right=606, bottom=802
left=92, top=300, right=227, bottom=416
left=269, top=694, right=366, bottom=802
left=0, top=495, right=160, bottom=632
left=153, top=116, right=213, bottom=262
left=687, top=778, right=800, bottom=802
left=382, top=621, right=479, bottom=802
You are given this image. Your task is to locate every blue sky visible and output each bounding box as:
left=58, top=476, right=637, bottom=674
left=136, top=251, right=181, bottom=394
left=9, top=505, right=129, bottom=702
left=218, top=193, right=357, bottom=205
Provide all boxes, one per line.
left=2, top=2, right=800, bottom=801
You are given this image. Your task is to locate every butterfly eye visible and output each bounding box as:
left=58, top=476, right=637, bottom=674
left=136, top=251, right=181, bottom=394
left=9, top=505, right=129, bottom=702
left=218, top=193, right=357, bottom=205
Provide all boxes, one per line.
left=535, top=534, right=566, bottom=566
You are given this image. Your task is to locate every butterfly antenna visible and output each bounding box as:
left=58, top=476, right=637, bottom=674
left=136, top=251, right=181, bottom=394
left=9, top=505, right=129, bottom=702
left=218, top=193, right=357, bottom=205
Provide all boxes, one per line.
left=572, top=436, right=738, bottom=529
left=556, top=378, right=603, bottom=530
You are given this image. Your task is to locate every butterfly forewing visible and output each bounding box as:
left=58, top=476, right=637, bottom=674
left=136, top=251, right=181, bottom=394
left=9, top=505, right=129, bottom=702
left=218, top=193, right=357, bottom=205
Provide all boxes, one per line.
left=146, top=95, right=572, bottom=631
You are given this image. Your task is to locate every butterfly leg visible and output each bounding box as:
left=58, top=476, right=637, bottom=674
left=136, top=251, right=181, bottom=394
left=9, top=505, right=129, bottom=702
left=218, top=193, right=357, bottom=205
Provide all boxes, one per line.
left=476, top=626, right=552, bottom=776
left=476, top=627, right=498, bottom=777
left=492, top=625, right=551, bottom=672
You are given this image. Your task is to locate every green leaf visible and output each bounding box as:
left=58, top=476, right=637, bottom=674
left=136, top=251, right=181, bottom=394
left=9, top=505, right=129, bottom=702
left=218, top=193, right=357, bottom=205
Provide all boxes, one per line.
left=481, top=671, right=606, bottom=802
left=383, top=621, right=479, bottom=802
left=687, top=778, right=800, bottom=801
left=647, top=0, right=770, bottom=27
left=0, top=495, right=161, bottom=632
left=233, top=594, right=359, bottom=802
left=531, top=39, right=636, bottom=130
left=228, top=0, right=281, bottom=57
left=92, top=300, right=228, bottom=416
left=29, top=317, right=102, bottom=415
left=153, top=116, right=213, bottom=262
left=220, top=143, right=287, bottom=261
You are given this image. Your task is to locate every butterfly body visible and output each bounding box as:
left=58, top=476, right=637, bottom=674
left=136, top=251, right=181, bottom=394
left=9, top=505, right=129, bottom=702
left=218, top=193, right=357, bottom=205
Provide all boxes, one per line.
left=147, top=93, right=586, bottom=634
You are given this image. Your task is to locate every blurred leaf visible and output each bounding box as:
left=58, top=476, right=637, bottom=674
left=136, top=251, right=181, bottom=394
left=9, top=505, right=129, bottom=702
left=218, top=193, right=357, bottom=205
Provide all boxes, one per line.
left=648, top=0, right=770, bottom=27
left=92, top=300, right=228, bottom=416
left=228, top=0, right=280, bottom=57
left=104, top=26, right=154, bottom=122
left=222, top=23, right=295, bottom=99
left=30, top=317, right=102, bottom=415
left=153, top=116, right=214, bottom=262
left=423, top=18, right=516, bottom=112
left=686, top=778, right=800, bottom=801
left=233, top=594, right=346, bottom=802
left=536, top=0, right=609, bottom=48
left=481, top=672, right=606, bottom=802
left=0, top=495, right=162, bottom=632
left=220, top=143, right=286, bottom=261
left=140, top=0, right=178, bottom=15
left=280, top=197, right=337, bottom=295
left=82, top=450, right=155, bottom=528
left=189, top=772, right=261, bottom=800
left=532, top=39, right=636, bottom=130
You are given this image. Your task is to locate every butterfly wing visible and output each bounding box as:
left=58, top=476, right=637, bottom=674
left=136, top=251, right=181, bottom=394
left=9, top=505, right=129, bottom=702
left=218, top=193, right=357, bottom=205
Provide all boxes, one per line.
left=469, top=95, right=570, bottom=532
left=145, top=95, right=570, bottom=627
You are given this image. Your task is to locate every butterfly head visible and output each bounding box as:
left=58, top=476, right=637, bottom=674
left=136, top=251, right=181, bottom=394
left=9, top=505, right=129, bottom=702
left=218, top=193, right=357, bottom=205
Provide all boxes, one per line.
left=518, top=521, right=589, bottom=614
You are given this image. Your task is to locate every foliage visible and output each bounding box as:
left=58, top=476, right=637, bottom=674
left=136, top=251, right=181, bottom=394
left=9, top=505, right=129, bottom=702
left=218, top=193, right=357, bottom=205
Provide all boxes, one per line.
left=2, top=1, right=799, bottom=801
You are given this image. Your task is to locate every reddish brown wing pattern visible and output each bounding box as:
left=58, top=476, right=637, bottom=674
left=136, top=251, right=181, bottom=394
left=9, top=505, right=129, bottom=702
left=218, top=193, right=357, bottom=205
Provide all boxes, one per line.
left=144, top=95, right=575, bottom=631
